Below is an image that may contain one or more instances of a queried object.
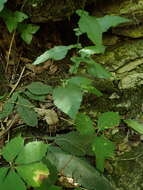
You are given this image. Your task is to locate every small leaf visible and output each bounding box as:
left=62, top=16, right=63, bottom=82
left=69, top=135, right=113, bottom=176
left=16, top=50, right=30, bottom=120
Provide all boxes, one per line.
left=54, top=131, right=94, bottom=156
left=53, top=84, right=83, bottom=119
left=24, top=90, right=46, bottom=101
left=0, top=170, right=26, bottom=190
left=97, top=15, right=131, bottom=32
left=68, top=76, right=92, bottom=87
left=0, top=0, right=7, bottom=12
left=0, top=167, right=9, bottom=183
left=0, top=8, right=28, bottom=32
left=92, top=136, right=115, bottom=172
left=98, top=112, right=120, bottom=131
left=33, top=45, right=77, bottom=65
left=16, top=95, right=38, bottom=126
left=16, top=162, right=49, bottom=187
left=26, top=82, right=52, bottom=95
left=18, top=23, right=40, bottom=44
left=87, top=62, right=111, bottom=79
left=124, top=119, right=143, bottom=134
left=0, top=92, right=18, bottom=119
left=75, top=113, right=94, bottom=135
left=15, top=141, right=48, bottom=164
left=2, top=136, right=24, bottom=162
left=79, top=46, right=103, bottom=56
left=77, top=10, right=104, bottom=53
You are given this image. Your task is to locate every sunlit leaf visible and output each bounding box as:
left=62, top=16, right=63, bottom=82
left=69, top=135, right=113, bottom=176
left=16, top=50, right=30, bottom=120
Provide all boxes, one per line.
left=53, top=84, right=83, bottom=119
left=98, top=112, right=120, bottom=131
left=124, top=119, right=143, bottom=134
left=15, top=141, right=48, bottom=164
left=16, top=162, right=49, bottom=187
left=33, top=45, right=77, bottom=65
left=92, top=136, right=115, bottom=172
left=2, top=136, right=24, bottom=162
left=0, top=0, right=7, bottom=12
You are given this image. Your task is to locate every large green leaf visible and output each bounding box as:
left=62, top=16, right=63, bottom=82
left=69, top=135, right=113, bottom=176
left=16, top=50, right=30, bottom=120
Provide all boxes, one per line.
left=97, top=15, right=130, bottom=32
left=16, top=162, right=49, bottom=187
left=16, top=95, right=38, bottom=126
left=26, top=82, right=52, bottom=95
left=47, top=146, right=115, bottom=190
left=0, top=92, right=18, bottom=119
left=0, top=169, right=26, bottom=190
left=0, top=0, right=7, bottom=12
left=15, top=141, right=48, bottom=164
left=98, top=112, right=120, bottom=131
left=75, top=113, right=94, bottom=135
left=0, top=8, right=28, bottom=32
left=92, top=136, right=115, bottom=172
left=53, top=131, right=94, bottom=156
left=76, top=10, right=104, bottom=53
left=124, top=119, right=143, bottom=134
left=53, top=84, right=83, bottom=119
left=2, top=136, right=24, bottom=162
left=33, top=45, right=77, bottom=65
left=18, top=23, right=40, bottom=44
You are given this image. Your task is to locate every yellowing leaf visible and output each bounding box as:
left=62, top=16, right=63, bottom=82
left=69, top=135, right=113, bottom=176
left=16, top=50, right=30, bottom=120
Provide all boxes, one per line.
left=16, top=162, right=49, bottom=187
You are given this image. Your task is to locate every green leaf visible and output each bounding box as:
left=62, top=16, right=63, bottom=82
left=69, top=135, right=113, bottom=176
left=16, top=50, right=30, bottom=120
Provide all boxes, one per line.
left=0, top=0, right=7, bottom=12
left=0, top=167, right=9, bottom=183
left=53, top=131, right=94, bottom=156
left=53, top=84, right=83, bottom=119
left=75, top=113, right=94, bottom=135
left=47, top=185, right=62, bottom=190
left=16, top=162, right=49, bottom=187
left=2, top=136, right=24, bottom=162
left=0, top=169, right=26, bottom=190
left=33, top=45, right=77, bottom=65
left=16, top=95, right=38, bottom=126
left=47, top=146, right=115, bottom=190
left=26, top=82, right=52, bottom=95
left=98, top=112, right=120, bottom=131
left=35, top=159, right=58, bottom=190
left=97, top=15, right=131, bottom=32
left=124, top=119, right=143, bottom=134
left=24, top=90, right=46, bottom=101
left=68, top=76, right=92, bottom=87
left=79, top=46, right=103, bottom=56
left=0, top=92, right=18, bottom=119
left=76, top=10, right=105, bottom=53
left=70, top=56, right=85, bottom=74
left=15, top=141, right=48, bottom=164
left=18, top=23, right=40, bottom=44
left=92, top=136, right=115, bottom=172
left=0, top=8, right=28, bottom=32
left=87, top=62, right=111, bottom=79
